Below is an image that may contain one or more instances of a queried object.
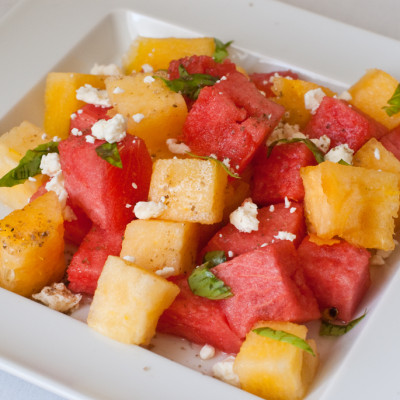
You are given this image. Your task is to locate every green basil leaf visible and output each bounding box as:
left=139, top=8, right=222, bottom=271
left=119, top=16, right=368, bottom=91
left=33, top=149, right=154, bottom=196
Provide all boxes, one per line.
left=267, top=138, right=325, bottom=163
left=0, top=141, right=59, bottom=187
left=213, top=38, right=233, bottom=63
left=319, top=311, right=366, bottom=336
left=382, top=83, right=400, bottom=116
left=188, top=263, right=232, bottom=300
left=252, top=327, right=316, bottom=357
left=203, top=250, right=226, bottom=267
left=95, top=142, right=123, bottom=169
left=156, top=65, right=219, bottom=100
left=186, top=152, right=240, bottom=179
left=338, top=159, right=350, bottom=166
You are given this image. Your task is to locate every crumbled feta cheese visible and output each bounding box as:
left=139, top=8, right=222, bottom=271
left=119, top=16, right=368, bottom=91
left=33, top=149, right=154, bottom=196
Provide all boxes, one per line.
left=310, top=135, right=331, bottom=153
left=324, top=144, right=354, bottom=164
left=374, top=148, right=380, bottom=160
left=76, top=84, right=111, bottom=107
left=199, top=344, right=216, bottom=360
left=304, top=88, right=326, bottom=114
left=134, top=201, right=167, bottom=220
left=125, top=204, right=132, bottom=208
left=208, top=153, right=218, bottom=159
left=230, top=199, right=259, bottom=233
left=155, top=266, right=175, bottom=278
left=40, top=153, right=61, bottom=177
left=132, top=182, right=138, bottom=189
left=71, top=128, right=83, bottom=136
left=91, top=113, right=127, bottom=143
left=228, top=251, right=234, bottom=258
left=132, top=113, right=145, bottom=123
left=212, top=356, right=240, bottom=387
left=52, top=136, right=61, bottom=142
left=113, top=86, right=125, bottom=94
left=41, top=133, right=48, bottom=140
left=222, top=158, right=231, bottom=169
left=123, top=255, right=136, bottom=263
left=143, top=75, right=155, bottom=84
left=85, top=135, right=95, bottom=144
left=274, top=231, right=296, bottom=241
left=266, top=122, right=306, bottom=146
left=166, top=138, right=191, bottom=154
left=28, top=177, right=37, bottom=182
left=338, top=90, right=352, bottom=101
left=77, top=109, right=83, bottom=114
left=290, top=207, right=297, bottom=214
left=32, top=282, right=81, bottom=313
left=260, top=243, right=268, bottom=247
left=284, top=196, right=291, bottom=208
left=269, top=205, right=275, bottom=212
left=141, top=64, right=153, bottom=73
left=90, top=63, right=122, bottom=76
left=45, top=171, right=68, bottom=208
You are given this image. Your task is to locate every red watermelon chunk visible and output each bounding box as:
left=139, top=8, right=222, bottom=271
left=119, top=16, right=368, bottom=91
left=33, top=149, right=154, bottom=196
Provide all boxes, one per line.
left=251, top=142, right=317, bottom=205
left=30, top=184, right=92, bottom=246
left=168, top=55, right=237, bottom=80
left=304, top=96, right=388, bottom=152
left=157, top=275, right=243, bottom=354
left=250, top=70, right=299, bottom=97
left=297, top=236, right=371, bottom=322
left=59, top=134, right=152, bottom=231
left=70, top=104, right=111, bottom=134
left=213, top=241, right=320, bottom=338
left=67, top=225, right=124, bottom=295
left=200, top=203, right=306, bottom=262
left=380, top=125, right=400, bottom=161
left=182, top=71, right=285, bottom=173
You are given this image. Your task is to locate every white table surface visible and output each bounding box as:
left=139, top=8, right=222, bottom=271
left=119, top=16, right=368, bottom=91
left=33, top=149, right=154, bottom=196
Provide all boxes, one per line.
left=1, top=0, right=400, bottom=399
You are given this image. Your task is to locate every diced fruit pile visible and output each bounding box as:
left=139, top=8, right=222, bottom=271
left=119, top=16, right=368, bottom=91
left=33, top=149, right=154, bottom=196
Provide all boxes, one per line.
left=1, top=35, right=400, bottom=400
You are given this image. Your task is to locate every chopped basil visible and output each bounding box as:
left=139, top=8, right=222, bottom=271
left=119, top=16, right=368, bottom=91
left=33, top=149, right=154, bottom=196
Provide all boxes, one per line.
left=252, top=326, right=316, bottom=356
left=383, top=84, right=400, bottom=116
left=338, top=159, right=350, bottom=166
left=319, top=311, right=366, bottom=336
left=95, top=142, right=123, bottom=169
left=156, top=65, right=219, bottom=100
left=267, top=138, right=325, bottom=163
left=186, top=152, right=240, bottom=179
left=188, top=251, right=232, bottom=300
left=213, top=38, right=233, bottom=63
left=0, top=141, right=59, bottom=187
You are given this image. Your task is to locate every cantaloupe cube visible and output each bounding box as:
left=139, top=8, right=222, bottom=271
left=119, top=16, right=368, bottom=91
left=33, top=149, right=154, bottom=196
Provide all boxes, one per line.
left=87, top=256, right=179, bottom=345
left=0, top=121, right=48, bottom=209
left=148, top=158, right=228, bottom=224
left=349, top=69, right=400, bottom=130
left=0, top=191, right=65, bottom=297
left=44, top=72, right=106, bottom=139
left=120, top=219, right=198, bottom=275
left=271, top=77, right=335, bottom=128
left=105, top=73, right=187, bottom=158
left=122, top=36, right=215, bottom=74
left=234, top=321, right=318, bottom=400
left=301, top=161, right=399, bottom=250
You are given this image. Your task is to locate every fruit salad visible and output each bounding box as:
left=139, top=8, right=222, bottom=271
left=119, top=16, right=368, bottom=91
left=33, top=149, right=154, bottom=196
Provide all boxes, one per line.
left=0, top=35, right=400, bottom=400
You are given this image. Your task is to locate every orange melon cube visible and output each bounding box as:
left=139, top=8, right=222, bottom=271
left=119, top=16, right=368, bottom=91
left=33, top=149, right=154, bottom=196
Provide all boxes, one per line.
left=0, top=191, right=65, bottom=297
left=301, top=161, right=399, bottom=250
left=234, top=321, right=318, bottom=400
left=271, top=77, right=335, bottom=128
left=105, top=73, right=187, bottom=158
left=349, top=69, right=400, bottom=130
left=122, top=36, right=215, bottom=74
left=148, top=158, right=227, bottom=224
left=44, top=72, right=106, bottom=139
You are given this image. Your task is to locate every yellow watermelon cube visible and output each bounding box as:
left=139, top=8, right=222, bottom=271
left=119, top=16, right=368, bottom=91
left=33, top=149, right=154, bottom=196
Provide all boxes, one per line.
left=234, top=321, right=318, bottom=400
left=148, top=158, right=228, bottom=224
left=87, top=256, right=179, bottom=345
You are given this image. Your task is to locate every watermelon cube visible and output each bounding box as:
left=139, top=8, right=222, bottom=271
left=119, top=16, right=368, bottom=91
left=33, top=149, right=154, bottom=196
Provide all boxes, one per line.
left=297, top=236, right=371, bottom=322
left=67, top=225, right=124, bottom=295
left=380, top=125, right=400, bottom=161
left=182, top=71, right=285, bottom=173
left=168, top=55, right=237, bottom=80
left=200, top=202, right=306, bottom=261
left=304, top=96, right=388, bottom=152
left=213, top=241, right=320, bottom=338
left=69, top=104, right=111, bottom=134
left=59, top=134, right=152, bottom=231
left=251, top=142, right=317, bottom=205
left=249, top=70, right=299, bottom=97
left=157, top=275, right=243, bottom=354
